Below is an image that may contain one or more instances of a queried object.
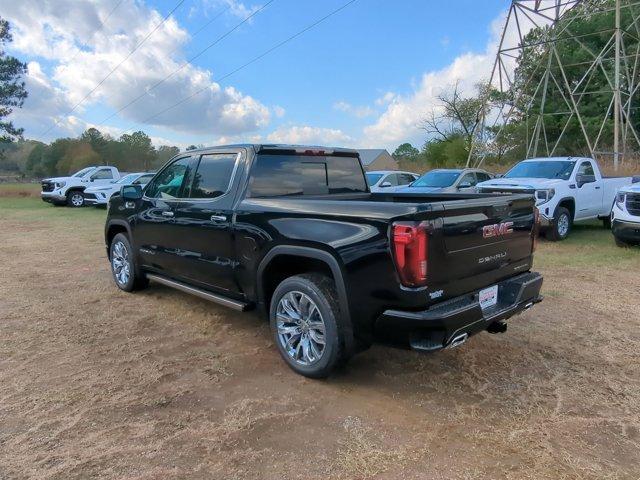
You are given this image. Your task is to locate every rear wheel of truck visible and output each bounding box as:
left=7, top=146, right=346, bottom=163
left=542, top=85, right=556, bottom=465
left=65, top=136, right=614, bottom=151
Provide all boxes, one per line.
left=547, top=206, right=572, bottom=241
left=109, top=233, right=148, bottom=292
left=66, top=190, right=85, bottom=207
left=270, top=273, right=348, bottom=378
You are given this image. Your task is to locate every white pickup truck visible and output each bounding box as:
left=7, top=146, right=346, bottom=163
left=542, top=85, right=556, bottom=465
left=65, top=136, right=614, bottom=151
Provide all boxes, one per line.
left=41, top=166, right=125, bottom=207
left=477, top=157, right=636, bottom=240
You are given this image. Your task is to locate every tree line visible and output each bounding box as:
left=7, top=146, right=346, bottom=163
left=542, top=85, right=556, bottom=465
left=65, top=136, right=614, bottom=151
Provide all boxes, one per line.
left=1, top=128, right=182, bottom=177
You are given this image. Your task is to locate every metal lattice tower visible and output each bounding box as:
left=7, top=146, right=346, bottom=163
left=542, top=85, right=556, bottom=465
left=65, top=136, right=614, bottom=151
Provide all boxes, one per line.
left=468, top=0, right=640, bottom=170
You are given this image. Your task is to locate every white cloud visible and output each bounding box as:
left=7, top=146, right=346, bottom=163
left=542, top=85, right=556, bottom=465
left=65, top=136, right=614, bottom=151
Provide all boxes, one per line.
left=273, top=105, right=286, bottom=118
left=361, top=7, right=544, bottom=150
left=266, top=126, right=353, bottom=146
left=3, top=0, right=271, bottom=141
left=333, top=101, right=375, bottom=119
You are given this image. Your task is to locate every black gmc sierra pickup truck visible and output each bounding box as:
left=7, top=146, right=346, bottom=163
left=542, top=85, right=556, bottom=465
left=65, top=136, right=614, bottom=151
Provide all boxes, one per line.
left=105, top=144, right=543, bottom=377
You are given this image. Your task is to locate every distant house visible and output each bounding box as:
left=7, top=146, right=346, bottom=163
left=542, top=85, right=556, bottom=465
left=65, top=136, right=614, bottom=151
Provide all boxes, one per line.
left=357, top=149, right=398, bottom=171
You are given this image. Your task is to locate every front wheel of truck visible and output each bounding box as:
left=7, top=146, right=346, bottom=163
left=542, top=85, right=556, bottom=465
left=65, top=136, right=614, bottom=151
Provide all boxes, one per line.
left=270, top=273, right=348, bottom=378
left=109, top=233, right=148, bottom=292
left=546, top=206, right=572, bottom=241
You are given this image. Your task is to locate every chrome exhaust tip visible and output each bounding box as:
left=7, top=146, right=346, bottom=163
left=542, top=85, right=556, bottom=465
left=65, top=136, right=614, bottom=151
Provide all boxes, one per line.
left=448, top=333, right=468, bottom=349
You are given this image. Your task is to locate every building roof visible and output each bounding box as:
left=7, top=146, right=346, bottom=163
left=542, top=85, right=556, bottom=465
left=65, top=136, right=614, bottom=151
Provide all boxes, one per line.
left=357, top=149, right=391, bottom=166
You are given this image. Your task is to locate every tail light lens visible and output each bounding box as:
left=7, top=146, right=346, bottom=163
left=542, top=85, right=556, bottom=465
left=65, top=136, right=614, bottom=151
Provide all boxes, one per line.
left=532, top=208, right=540, bottom=252
left=392, top=222, right=428, bottom=287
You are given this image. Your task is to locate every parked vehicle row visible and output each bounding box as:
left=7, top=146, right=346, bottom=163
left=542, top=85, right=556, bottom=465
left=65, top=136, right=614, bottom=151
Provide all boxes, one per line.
left=105, top=144, right=543, bottom=378
left=40, top=167, right=154, bottom=207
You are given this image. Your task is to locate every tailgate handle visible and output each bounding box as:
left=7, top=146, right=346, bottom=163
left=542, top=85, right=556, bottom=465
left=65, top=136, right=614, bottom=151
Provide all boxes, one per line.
left=161, top=211, right=174, bottom=217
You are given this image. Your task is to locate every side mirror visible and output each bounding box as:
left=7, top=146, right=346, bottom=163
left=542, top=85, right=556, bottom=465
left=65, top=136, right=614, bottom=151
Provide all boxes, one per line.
left=379, top=181, right=392, bottom=188
left=458, top=181, right=473, bottom=189
left=576, top=174, right=595, bottom=188
left=121, top=184, right=143, bottom=201
left=494, top=173, right=503, bottom=178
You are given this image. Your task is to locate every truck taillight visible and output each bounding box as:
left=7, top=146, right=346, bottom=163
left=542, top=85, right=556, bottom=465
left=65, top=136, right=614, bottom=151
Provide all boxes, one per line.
left=392, top=222, right=428, bottom=287
left=532, top=208, right=540, bottom=252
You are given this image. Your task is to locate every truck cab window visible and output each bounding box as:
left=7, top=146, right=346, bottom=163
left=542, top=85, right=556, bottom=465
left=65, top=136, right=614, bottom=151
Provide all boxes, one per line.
left=92, top=169, right=113, bottom=180
left=187, top=153, right=238, bottom=199
left=577, top=162, right=595, bottom=176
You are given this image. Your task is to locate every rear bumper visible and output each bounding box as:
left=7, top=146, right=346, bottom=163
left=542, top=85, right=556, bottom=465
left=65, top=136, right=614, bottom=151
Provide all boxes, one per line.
left=376, top=271, right=543, bottom=351
left=612, top=219, right=640, bottom=242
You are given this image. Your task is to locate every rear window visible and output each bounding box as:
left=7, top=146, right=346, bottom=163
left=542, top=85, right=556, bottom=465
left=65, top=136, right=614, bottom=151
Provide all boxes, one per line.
left=248, top=154, right=368, bottom=197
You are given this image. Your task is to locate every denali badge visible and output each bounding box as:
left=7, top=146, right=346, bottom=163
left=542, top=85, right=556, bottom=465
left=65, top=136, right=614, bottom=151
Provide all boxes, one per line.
left=483, top=221, right=514, bottom=238
left=479, top=252, right=507, bottom=264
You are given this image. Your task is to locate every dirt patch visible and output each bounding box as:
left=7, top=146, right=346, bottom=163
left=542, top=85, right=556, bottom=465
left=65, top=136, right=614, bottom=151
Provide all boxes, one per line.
left=0, top=202, right=639, bottom=479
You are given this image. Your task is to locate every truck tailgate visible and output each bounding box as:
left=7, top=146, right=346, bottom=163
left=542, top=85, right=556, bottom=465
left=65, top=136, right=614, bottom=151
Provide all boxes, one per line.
left=403, top=194, right=536, bottom=298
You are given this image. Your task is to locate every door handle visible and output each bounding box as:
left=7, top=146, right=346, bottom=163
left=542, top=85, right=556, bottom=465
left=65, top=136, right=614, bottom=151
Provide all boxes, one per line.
left=595, top=186, right=601, bottom=189
left=161, top=211, right=174, bottom=217
left=210, top=215, right=227, bottom=222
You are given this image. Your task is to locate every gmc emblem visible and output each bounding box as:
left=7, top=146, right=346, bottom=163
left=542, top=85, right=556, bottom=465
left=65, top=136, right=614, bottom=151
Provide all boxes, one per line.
left=483, top=221, right=514, bottom=238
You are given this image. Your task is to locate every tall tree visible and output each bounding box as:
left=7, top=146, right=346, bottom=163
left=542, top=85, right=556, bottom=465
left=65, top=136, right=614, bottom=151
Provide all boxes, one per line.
left=0, top=17, right=28, bottom=143
left=393, top=143, right=419, bottom=160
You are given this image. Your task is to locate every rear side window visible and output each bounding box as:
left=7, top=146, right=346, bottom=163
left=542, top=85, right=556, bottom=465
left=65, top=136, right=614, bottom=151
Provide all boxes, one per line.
left=248, top=154, right=368, bottom=197
left=187, top=153, right=237, bottom=199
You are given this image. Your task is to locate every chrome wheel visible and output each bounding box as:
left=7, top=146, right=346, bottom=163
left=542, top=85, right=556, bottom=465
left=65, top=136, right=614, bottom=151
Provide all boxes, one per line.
left=276, top=291, right=326, bottom=366
left=111, top=241, right=131, bottom=286
left=557, top=213, right=570, bottom=237
left=70, top=193, right=84, bottom=207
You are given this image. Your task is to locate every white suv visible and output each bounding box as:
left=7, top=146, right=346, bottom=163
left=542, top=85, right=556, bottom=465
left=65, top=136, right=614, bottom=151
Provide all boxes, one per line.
left=84, top=172, right=155, bottom=207
left=611, top=183, right=640, bottom=247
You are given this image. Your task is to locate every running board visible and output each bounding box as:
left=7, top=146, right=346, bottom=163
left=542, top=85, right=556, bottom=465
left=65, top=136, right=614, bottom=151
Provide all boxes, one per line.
left=146, top=274, right=249, bottom=311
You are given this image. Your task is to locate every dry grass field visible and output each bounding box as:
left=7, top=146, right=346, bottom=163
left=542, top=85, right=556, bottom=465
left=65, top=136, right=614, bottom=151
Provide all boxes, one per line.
left=1, top=192, right=639, bottom=480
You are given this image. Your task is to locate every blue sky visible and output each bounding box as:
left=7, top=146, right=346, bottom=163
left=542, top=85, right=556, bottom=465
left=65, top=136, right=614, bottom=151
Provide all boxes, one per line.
left=5, top=0, right=509, bottom=150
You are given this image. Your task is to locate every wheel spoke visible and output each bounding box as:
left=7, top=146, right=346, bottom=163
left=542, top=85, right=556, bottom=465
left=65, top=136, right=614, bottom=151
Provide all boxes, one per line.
left=308, top=329, right=325, bottom=345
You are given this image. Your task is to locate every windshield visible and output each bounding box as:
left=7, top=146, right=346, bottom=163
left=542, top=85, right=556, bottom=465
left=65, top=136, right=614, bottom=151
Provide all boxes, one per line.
left=505, top=161, right=576, bottom=179
left=365, top=173, right=384, bottom=185
left=411, top=171, right=460, bottom=188
left=72, top=167, right=96, bottom=178
left=115, top=174, right=139, bottom=184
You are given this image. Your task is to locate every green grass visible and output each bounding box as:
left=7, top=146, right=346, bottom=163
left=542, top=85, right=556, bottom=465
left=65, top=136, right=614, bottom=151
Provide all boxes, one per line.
left=0, top=197, right=106, bottom=224
left=535, top=221, right=640, bottom=269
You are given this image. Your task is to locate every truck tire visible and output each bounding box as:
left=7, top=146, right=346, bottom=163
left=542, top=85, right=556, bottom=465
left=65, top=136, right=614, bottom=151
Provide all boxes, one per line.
left=66, top=190, right=85, bottom=207
left=269, top=273, right=349, bottom=378
left=546, top=206, right=572, bottom=241
left=109, top=233, right=148, bottom=292
left=614, top=236, right=636, bottom=248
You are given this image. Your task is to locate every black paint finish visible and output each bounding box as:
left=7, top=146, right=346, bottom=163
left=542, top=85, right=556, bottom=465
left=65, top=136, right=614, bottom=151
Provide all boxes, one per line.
left=106, top=144, right=542, bottom=350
